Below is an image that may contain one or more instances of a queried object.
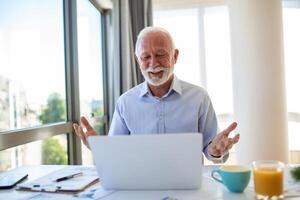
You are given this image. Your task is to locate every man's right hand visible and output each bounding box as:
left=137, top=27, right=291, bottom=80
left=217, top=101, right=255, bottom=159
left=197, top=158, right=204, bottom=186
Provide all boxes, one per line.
left=73, top=116, right=97, bottom=149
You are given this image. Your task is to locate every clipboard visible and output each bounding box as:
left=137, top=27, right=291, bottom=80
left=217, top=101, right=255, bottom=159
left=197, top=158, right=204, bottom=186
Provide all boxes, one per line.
left=17, top=166, right=99, bottom=194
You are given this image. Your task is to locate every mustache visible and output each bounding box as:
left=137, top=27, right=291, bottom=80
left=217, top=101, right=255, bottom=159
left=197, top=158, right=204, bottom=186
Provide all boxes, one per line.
left=144, top=66, right=168, bottom=73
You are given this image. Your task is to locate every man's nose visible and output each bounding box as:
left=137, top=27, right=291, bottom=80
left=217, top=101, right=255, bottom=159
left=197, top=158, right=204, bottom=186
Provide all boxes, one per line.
left=149, top=56, right=159, bottom=67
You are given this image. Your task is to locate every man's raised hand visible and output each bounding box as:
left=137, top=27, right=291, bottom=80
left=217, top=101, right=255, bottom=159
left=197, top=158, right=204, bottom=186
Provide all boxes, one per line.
left=208, top=122, right=240, bottom=157
left=73, top=116, right=97, bottom=148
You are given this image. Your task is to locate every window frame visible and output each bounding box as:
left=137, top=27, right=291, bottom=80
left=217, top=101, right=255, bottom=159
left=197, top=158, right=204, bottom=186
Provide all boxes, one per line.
left=0, top=0, right=110, bottom=165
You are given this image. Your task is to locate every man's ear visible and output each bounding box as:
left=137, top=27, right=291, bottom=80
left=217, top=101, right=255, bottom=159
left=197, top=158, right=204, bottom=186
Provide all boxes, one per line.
left=173, top=49, right=179, bottom=64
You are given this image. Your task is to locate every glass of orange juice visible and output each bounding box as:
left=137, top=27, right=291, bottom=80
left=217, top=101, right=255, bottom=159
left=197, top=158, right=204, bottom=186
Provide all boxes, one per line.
left=252, top=160, right=285, bottom=199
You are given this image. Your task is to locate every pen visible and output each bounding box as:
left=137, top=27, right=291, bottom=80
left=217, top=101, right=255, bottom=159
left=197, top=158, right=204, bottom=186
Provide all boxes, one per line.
left=55, top=172, right=83, bottom=182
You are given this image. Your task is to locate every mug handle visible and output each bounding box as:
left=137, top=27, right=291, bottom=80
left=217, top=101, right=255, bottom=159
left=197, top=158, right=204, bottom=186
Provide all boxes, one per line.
left=211, top=169, right=223, bottom=184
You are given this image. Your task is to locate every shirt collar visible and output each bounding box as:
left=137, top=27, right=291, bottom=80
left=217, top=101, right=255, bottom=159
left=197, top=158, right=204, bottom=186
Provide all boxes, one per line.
left=139, top=75, right=182, bottom=98
left=139, top=81, right=149, bottom=98
left=172, top=75, right=182, bottom=95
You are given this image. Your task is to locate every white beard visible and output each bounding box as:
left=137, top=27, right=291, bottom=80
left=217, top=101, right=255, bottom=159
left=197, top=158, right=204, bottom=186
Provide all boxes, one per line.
left=141, top=66, right=174, bottom=86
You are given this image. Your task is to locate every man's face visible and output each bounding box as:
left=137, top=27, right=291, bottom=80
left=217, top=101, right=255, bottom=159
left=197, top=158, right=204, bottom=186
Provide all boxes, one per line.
left=136, top=33, right=178, bottom=86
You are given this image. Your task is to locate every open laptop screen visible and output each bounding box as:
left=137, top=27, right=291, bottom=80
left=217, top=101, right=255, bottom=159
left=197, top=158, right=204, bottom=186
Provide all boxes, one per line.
left=88, top=133, right=203, bottom=190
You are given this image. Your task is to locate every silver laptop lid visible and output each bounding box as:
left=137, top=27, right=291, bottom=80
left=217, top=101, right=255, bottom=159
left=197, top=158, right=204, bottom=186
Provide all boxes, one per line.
left=88, top=133, right=203, bottom=190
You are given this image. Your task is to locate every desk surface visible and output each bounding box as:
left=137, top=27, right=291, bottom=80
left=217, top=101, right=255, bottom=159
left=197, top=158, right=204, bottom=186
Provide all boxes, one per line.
left=0, top=165, right=256, bottom=200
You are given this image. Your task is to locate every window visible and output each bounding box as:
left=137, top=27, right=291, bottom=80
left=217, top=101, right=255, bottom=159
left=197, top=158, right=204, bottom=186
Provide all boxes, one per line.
left=283, top=6, right=300, bottom=163
left=77, top=0, right=105, bottom=132
left=0, top=1, right=66, bottom=131
left=204, top=6, right=233, bottom=128
left=0, top=134, right=68, bottom=171
left=0, top=0, right=110, bottom=169
left=77, top=0, right=106, bottom=165
left=0, top=0, right=69, bottom=169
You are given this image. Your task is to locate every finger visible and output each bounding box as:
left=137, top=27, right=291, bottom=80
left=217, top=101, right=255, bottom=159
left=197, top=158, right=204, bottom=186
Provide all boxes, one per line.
left=80, top=116, right=94, bottom=131
left=75, top=124, right=88, bottom=144
left=222, top=122, right=238, bottom=137
left=232, top=134, right=240, bottom=144
left=225, top=135, right=240, bottom=151
left=79, top=126, right=88, bottom=145
left=73, top=123, right=77, bottom=132
left=73, top=123, right=81, bottom=136
left=73, top=123, right=90, bottom=147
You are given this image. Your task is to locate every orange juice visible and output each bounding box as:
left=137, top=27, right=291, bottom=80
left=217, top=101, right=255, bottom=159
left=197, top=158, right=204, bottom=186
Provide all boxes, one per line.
left=253, top=167, right=283, bottom=196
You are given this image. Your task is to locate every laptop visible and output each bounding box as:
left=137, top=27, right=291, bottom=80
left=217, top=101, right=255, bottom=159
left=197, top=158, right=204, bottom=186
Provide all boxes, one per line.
left=88, top=133, right=203, bottom=190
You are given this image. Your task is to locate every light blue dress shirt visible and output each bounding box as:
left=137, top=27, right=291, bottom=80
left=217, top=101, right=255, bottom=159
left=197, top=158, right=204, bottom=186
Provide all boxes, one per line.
left=108, top=76, right=218, bottom=159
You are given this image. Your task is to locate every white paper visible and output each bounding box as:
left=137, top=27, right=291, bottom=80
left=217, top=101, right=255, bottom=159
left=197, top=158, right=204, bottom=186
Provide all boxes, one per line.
left=74, top=186, right=115, bottom=199
left=17, top=166, right=99, bottom=192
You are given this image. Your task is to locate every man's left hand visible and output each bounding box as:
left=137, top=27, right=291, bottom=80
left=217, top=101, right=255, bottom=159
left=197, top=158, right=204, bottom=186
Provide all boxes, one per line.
left=208, top=122, right=240, bottom=157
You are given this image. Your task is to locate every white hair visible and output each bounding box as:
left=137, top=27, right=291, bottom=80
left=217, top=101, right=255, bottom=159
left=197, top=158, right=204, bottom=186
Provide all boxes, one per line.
left=135, top=26, right=176, bottom=56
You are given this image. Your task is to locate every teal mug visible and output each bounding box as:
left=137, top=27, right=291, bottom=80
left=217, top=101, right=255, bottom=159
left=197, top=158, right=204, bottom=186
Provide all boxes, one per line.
left=211, top=165, right=251, bottom=193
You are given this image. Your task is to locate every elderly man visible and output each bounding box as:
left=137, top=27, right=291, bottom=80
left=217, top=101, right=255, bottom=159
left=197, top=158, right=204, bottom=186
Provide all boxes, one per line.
left=73, top=26, right=240, bottom=162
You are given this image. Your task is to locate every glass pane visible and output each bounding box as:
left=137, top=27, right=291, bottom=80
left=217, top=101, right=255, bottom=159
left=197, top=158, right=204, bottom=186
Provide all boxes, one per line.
left=77, top=0, right=104, bottom=120
left=81, top=142, right=93, bottom=165
left=0, top=134, right=68, bottom=170
left=77, top=0, right=105, bottom=165
left=283, top=8, right=300, bottom=160
left=283, top=8, right=300, bottom=114
left=0, top=1, right=66, bottom=132
left=204, top=6, right=233, bottom=118
left=153, top=8, right=201, bottom=86
left=288, top=122, right=300, bottom=151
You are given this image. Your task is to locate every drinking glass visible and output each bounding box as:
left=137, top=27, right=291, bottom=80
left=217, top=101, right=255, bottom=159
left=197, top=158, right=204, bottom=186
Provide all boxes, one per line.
left=252, top=160, right=284, bottom=199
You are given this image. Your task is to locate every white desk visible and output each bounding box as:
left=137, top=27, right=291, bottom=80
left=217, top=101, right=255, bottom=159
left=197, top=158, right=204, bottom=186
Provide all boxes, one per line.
left=0, top=165, right=256, bottom=200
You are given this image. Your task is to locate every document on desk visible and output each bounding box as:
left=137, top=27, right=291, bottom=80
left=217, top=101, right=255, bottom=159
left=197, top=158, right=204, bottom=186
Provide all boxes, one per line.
left=19, top=186, right=115, bottom=200
left=17, top=166, right=99, bottom=193
left=75, top=186, right=115, bottom=199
